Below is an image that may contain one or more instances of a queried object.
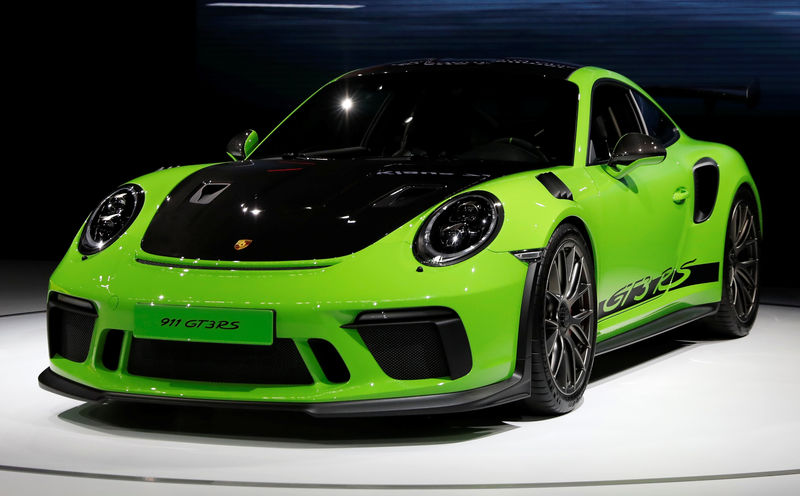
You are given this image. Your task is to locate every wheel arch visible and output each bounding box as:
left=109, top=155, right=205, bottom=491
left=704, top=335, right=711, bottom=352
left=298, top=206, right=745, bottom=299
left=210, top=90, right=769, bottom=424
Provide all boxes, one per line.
left=516, top=214, right=598, bottom=414
left=733, top=181, right=763, bottom=236
left=556, top=215, right=598, bottom=281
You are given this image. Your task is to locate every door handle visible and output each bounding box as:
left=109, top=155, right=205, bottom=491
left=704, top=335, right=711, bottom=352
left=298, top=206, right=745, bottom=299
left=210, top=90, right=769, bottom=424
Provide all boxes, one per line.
left=673, top=186, right=690, bottom=204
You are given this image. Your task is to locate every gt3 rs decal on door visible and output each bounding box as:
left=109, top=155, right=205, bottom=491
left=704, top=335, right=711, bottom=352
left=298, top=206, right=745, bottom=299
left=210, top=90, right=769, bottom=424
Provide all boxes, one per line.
left=599, top=259, right=720, bottom=319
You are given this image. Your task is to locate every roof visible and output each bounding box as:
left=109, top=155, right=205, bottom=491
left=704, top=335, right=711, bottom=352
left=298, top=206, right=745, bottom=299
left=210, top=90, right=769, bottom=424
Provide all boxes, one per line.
left=349, top=57, right=583, bottom=79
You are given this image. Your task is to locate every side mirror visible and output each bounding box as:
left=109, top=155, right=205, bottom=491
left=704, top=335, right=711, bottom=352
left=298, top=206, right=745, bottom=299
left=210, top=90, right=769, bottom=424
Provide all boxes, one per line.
left=605, top=133, right=666, bottom=179
left=226, top=129, right=259, bottom=161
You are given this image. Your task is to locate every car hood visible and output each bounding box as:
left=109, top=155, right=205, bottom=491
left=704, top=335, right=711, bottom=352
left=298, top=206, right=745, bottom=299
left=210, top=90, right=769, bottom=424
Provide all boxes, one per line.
left=140, top=158, right=538, bottom=261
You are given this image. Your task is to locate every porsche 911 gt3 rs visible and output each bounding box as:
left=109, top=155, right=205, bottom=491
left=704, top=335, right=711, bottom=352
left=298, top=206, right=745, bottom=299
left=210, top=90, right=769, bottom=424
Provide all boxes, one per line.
left=39, top=58, right=761, bottom=416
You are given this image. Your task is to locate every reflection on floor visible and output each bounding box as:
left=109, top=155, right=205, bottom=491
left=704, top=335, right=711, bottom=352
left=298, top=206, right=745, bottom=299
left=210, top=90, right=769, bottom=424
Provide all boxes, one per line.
left=57, top=399, right=517, bottom=448
left=1, top=305, right=799, bottom=494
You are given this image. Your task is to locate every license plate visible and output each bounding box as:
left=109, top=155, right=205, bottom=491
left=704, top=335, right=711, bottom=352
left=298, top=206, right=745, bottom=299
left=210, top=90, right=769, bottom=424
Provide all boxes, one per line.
left=134, top=304, right=274, bottom=345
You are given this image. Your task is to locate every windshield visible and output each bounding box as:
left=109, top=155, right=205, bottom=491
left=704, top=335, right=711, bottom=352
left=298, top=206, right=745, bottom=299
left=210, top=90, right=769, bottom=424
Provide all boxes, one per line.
left=253, top=71, right=579, bottom=165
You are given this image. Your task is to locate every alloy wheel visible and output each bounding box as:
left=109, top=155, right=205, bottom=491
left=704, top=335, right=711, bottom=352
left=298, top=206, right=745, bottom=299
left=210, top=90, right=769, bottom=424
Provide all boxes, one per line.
left=544, top=240, right=595, bottom=395
left=728, top=200, right=759, bottom=322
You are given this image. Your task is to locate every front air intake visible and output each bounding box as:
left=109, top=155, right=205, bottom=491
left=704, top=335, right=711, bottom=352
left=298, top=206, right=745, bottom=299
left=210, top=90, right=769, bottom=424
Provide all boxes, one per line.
left=47, top=292, right=97, bottom=362
left=359, top=322, right=450, bottom=380
left=101, top=329, right=125, bottom=371
left=127, top=337, right=313, bottom=385
left=343, top=307, right=473, bottom=380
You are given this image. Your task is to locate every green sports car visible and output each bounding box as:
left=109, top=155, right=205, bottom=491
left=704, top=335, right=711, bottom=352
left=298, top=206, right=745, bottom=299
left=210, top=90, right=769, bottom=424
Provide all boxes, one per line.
left=39, top=58, right=761, bottom=416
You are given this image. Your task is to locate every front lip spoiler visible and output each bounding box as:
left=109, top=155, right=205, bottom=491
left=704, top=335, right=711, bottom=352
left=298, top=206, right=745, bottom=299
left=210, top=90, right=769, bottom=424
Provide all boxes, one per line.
left=38, top=368, right=529, bottom=418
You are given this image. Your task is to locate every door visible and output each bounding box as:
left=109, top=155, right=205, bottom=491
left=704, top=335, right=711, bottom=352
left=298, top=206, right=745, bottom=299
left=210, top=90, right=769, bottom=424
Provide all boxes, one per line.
left=582, top=83, right=691, bottom=324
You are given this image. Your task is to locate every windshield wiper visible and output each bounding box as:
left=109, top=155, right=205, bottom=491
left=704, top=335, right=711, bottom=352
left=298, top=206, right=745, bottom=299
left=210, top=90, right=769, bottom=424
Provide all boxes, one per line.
left=281, top=151, right=308, bottom=160
left=282, top=146, right=370, bottom=160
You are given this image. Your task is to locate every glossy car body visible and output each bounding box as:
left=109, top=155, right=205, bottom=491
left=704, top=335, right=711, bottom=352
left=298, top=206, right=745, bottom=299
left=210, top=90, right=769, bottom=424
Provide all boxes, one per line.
left=40, top=59, right=761, bottom=416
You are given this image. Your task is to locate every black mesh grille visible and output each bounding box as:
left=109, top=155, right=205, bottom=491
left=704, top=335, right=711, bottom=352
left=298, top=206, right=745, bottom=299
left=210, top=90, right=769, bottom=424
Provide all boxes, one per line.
left=102, top=329, right=125, bottom=371
left=47, top=294, right=97, bottom=363
left=359, top=323, right=450, bottom=380
left=127, top=337, right=313, bottom=385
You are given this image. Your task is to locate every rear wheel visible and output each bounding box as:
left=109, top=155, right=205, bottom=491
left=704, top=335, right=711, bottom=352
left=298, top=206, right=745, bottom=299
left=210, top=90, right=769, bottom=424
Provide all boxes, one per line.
left=703, top=193, right=760, bottom=337
left=521, top=224, right=596, bottom=415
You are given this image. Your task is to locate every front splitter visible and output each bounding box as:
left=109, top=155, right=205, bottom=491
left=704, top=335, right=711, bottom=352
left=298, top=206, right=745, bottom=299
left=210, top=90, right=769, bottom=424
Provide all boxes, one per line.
left=38, top=368, right=529, bottom=418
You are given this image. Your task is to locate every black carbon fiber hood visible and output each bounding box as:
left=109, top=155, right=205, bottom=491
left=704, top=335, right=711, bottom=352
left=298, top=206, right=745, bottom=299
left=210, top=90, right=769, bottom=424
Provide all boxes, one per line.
left=140, top=158, right=535, bottom=261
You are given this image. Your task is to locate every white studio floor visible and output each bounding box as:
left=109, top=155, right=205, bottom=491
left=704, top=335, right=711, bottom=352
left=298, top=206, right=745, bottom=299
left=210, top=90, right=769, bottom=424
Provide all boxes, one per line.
left=1, top=303, right=799, bottom=495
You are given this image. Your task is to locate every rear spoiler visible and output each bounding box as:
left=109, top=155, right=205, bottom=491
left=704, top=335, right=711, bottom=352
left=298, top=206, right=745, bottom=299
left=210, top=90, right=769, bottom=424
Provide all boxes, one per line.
left=645, top=79, right=760, bottom=109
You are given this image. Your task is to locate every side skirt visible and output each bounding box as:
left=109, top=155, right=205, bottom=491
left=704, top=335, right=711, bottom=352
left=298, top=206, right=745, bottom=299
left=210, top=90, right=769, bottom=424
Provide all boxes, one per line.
left=595, top=303, right=718, bottom=355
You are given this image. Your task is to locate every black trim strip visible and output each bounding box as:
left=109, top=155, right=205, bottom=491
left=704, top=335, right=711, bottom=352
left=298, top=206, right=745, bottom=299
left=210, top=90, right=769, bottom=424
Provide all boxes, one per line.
left=135, top=259, right=332, bottom=271
left=670, top=262, right=719, bottom=291
left=513, top=259, right=539, bottom=391
left=0, top=463, right=796, bottom=490
left=598, top=261, right=720, bottom=319
left=596, top=304, right=718, bottom=355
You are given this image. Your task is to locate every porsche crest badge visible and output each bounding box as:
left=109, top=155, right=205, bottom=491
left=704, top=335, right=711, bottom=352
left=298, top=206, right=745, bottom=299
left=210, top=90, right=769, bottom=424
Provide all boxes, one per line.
left=234, top=239, right=253, bottom=251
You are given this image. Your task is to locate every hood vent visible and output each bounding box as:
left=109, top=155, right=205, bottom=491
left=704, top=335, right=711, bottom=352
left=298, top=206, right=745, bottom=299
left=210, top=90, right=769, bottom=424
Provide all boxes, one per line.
left=189, top=183, right=230, bottom=204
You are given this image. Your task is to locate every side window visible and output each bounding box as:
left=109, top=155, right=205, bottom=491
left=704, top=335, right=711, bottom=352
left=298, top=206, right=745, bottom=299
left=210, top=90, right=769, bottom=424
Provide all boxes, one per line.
left=632, top=92, right=680, bottom=147
left=588, top=85, right=642, bottom=164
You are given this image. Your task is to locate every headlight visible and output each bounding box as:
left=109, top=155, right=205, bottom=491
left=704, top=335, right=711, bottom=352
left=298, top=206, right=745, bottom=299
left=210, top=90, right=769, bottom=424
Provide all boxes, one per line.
left=78, top=184, right=144, bottom=255
left=413, top=191, right=503, bottom=266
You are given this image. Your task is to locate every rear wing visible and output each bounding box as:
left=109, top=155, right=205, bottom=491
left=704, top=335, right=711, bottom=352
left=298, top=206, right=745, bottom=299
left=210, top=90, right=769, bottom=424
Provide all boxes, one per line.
left=645, top=79, right=760, bottom=110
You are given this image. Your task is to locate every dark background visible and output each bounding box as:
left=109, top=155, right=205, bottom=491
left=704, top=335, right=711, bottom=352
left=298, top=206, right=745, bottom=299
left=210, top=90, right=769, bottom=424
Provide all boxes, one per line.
left=6, top=1, right=800, bottom=292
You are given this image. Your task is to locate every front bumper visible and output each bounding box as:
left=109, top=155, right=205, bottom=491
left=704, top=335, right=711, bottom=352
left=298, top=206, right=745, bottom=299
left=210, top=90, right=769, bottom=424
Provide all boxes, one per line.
left=46, top=239, right=535, bottom=411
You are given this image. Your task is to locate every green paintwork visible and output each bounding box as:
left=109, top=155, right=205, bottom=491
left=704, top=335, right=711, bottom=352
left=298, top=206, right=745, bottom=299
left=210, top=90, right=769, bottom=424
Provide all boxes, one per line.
left=47, top=65, right=761, bottom=406
left=227, top=129, right=260, bottom=161
left=604, top=153, right=665, bottom=180
left=243, top=129, right=259, bottom=158
left=673, top=186, right=690, bottom=204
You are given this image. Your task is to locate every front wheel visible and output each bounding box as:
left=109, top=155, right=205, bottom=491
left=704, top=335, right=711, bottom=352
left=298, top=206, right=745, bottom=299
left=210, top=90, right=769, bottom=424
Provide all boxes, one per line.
left=520, top=224, right=597, bottom=415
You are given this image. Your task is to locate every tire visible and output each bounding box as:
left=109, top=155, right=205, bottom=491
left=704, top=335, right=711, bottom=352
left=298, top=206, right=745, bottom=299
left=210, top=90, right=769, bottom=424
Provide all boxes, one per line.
left=703, top=191, right=760, bottom=337
left=520, top=223, right=597, bottom=415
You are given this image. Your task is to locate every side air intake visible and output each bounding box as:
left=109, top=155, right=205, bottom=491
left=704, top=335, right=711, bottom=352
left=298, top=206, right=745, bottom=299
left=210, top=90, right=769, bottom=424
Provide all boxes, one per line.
left=343, top=307, right=472, bottom=380
left=693, top=159, right=719, bottom=223
left=47, top=292, right=97, bottom=363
